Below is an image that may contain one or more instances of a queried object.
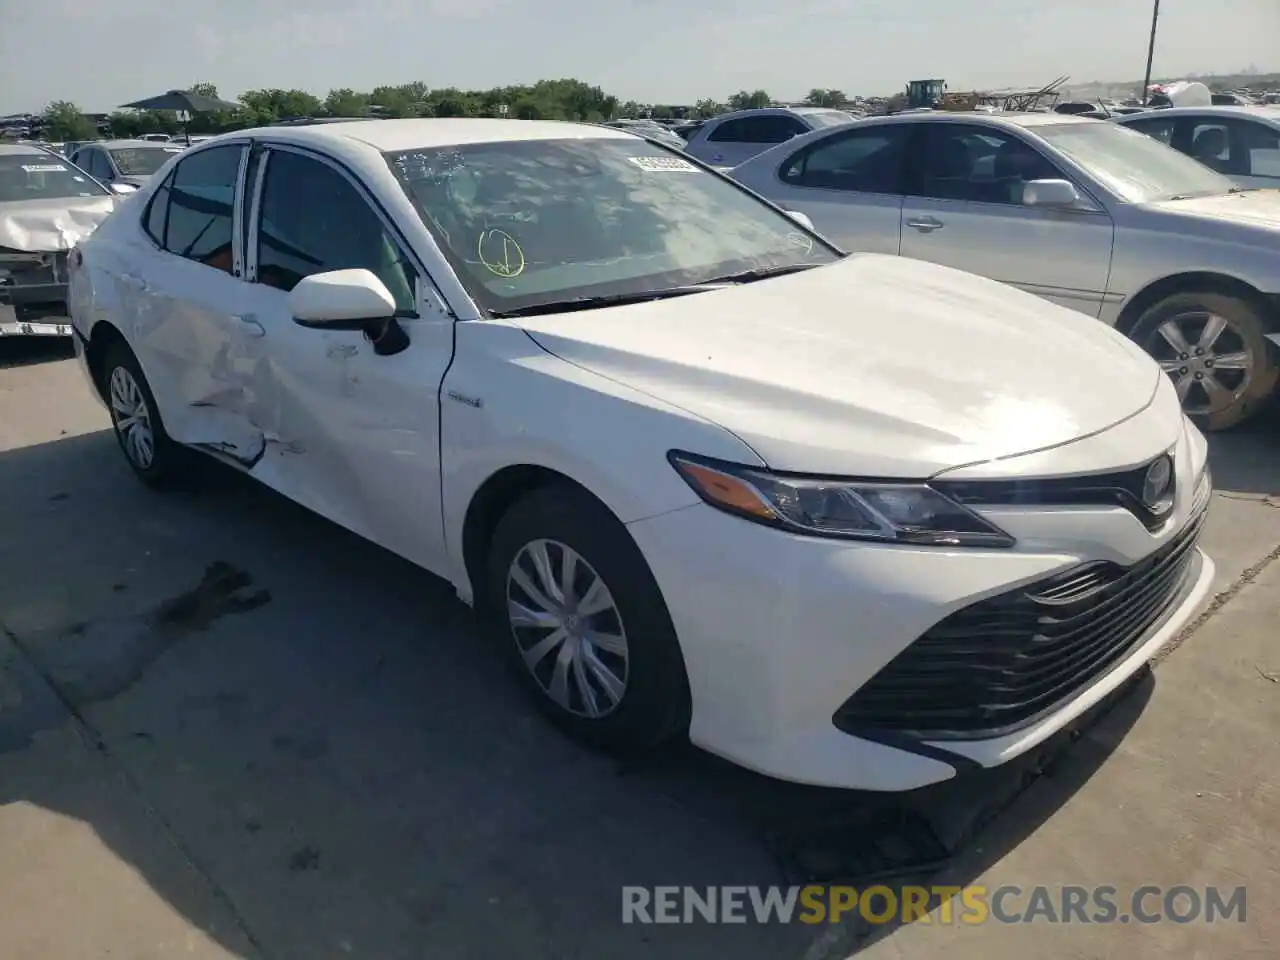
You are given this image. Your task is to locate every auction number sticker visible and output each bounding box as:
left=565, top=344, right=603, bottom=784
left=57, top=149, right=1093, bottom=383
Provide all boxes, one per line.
left=628, top=156, right=698, bottom=173
left=21, top=163, right=67, bottom=173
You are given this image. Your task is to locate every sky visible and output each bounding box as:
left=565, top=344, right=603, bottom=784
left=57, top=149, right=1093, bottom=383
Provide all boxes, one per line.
left=2, top=0, right=1276, bottom=114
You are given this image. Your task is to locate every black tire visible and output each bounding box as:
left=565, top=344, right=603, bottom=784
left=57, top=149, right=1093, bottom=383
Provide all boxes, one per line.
left=483, top=483, right=691, bottom=754
left=1128, top=291, right=1279, bottom=432
left=101, top=340, right=195, bottom=489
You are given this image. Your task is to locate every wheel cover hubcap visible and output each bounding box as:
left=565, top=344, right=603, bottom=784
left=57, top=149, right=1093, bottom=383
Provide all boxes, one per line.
left=1146, top=311, right=1255, bottom=416
left=505, top=539, right=629, bottom=719
left=108, top=366, right=155, bottom=469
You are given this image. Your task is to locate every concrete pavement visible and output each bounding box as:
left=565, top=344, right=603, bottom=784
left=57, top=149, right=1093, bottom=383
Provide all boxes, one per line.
left=1, top=339, right=1278, bottom=959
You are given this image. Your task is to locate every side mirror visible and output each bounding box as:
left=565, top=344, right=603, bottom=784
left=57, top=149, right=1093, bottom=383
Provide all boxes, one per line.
left=109, top=182, right=137, bottom=195
left=1021, top=178, right=1080, bottom=208
left=290, top=269, right=397, bottom=330
left=783, top=209, right=815, bottom=231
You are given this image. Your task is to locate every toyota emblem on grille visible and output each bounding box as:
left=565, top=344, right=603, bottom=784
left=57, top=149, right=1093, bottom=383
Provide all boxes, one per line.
left=1142, top=456, right=1174, bottom=514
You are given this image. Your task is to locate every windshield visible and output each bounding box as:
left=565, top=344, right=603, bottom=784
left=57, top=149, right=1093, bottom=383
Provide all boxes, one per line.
left=808, top=111, right=857, bottom=128
left=385, top=136, right=838, bottom=314
left=1034, top=121, right=1237, bottom=202
left=0, top=153, right=110, bottom=202
left=111, top=146, right=181, bottom=176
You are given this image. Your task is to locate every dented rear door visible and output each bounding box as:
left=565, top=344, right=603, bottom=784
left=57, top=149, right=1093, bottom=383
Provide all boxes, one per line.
left=127, top=141, right=267, bottom=463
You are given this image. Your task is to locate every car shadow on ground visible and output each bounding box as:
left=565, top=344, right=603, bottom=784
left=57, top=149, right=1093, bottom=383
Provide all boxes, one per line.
left=0, top=337, right=74, bottom=370
left=0, top=426, right=1163, bottom=960
left=1203, top=402, right=1280, bottom=499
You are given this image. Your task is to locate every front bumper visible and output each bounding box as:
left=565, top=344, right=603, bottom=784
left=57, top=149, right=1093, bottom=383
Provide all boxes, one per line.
left=627, top=413, right=1214, bottom=792
left=0, top=251, right=71, bottom=337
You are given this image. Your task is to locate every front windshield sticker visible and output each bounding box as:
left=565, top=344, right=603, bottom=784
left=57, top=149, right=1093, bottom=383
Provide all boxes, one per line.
left=477, top=229, right=525, bottom=278
left=627, top=156, right=697, bottom=173
left=20, top=163, right=67, bottom=173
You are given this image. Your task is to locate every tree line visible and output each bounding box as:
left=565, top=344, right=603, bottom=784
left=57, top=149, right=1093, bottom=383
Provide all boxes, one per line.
left=35, top=81, right=852, bottom=141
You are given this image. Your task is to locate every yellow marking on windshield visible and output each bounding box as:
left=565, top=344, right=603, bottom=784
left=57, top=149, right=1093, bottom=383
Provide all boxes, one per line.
left=477, top=229, right=525, bottom=278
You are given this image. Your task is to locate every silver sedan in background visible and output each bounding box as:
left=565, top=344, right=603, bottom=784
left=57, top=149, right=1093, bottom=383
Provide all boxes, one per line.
left=730, top=112, right=1280, bottom=431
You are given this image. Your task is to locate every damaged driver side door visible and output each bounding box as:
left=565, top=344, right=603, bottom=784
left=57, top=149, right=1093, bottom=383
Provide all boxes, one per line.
left=131, top=141, right=268, bottom=464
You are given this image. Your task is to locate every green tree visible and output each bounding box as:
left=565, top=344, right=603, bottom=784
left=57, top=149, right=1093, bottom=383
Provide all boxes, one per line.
left=188, top=82, right=220, bottom=99
left=694, top=98, right=724, bottom=118
left=41, top=101, right=96, bottom=141
left=727, top=89, right=771, bottom=111
left=324, top=88, right=370, bottom=117
left=238, top=88, right=323, bottom=124
left=804, top=88, right=847, bottom=108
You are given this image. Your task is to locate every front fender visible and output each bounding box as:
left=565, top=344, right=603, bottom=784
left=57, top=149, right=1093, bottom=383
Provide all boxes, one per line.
left=439, top=319, right=762, bottom=599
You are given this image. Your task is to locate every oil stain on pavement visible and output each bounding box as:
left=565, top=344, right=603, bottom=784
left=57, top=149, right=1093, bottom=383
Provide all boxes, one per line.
left=1, top=561, right=271, bottom=750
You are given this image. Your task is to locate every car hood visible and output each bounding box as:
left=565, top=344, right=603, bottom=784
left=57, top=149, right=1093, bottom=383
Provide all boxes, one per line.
left=0, top=195, right=115, bottom=252
left=515, top=255, right=1162, bottom=477
left=1145, top=188, right=1280, bottom=230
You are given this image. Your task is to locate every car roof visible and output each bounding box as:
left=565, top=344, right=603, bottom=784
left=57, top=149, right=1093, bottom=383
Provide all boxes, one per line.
left=86, top=139, right=182, bottom=150
left=0, top=142, right=55, bottom=157
left=1115, top=105, right=1280, bottom=122
left=229, top=117, right=635, bottom=153
left=881, top=111, right=1099, bottom=129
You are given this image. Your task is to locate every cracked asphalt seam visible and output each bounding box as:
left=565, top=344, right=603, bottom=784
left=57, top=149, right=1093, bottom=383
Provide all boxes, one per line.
left=1150, top=533, right=1280, bottom=667
left=1, top=622, right=269, bottom=960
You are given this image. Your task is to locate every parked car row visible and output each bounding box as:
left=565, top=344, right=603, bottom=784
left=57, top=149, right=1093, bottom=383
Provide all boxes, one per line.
left=61, top=118, right=1220, bottom=794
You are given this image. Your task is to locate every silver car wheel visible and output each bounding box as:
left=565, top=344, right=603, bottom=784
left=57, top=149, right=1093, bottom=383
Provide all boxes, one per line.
left=506, top=538, right=630, bottom=719
left=1148, top=310, right=1255, bottom=416
left=108, top=365, right=155, bottom=469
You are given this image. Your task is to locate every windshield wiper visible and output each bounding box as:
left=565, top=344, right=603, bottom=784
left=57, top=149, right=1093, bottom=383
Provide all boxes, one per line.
left=701, top=262, right=827, bottom=285
left=489, top=285, right=724, bottom=318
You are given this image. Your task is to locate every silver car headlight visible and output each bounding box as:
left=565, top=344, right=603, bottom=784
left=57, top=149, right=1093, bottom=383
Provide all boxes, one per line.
left=668, top=451, right=1015, bottom=547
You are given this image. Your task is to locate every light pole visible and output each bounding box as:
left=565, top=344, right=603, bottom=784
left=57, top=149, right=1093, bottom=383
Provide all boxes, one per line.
left=1141, top=0, right=1161, bottom=105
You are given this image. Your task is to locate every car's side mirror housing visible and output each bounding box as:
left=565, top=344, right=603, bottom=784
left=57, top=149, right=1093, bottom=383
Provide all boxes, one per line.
left=1021, top=178, right=1080, bottom=208
left=290, top=269, right=397, bottom=330
left=783, top=209, right=815, bottom=231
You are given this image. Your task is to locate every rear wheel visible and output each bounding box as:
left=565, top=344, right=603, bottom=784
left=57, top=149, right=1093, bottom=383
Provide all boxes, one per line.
left=102, top=340, right=193, bottom=488
left=1129, top=291, right=1278, bottom=432
left=483, top=484, right=691, bottom=753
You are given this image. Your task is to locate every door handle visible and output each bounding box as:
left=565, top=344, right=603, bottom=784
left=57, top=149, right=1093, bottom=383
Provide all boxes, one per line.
left=120, top=272, right=149, bottom=290
left=905, top=217, right=944, bottom=233
left=233, top=313, right=266, bottom=338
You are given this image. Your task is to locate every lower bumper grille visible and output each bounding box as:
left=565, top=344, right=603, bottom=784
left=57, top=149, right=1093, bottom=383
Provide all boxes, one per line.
left=833, top=497, right=1208, bottom=741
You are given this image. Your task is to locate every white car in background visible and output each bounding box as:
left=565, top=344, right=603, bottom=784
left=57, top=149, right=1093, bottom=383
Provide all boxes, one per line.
left=0, top=143, right=115, bottom=338
left=68, top=119, right=1213, bottom=791
left=730, top=111, right=1280, bottom=431
left=1115, top=106, right=1280, bottom=190
left=681, top=107, right=856, bottom=169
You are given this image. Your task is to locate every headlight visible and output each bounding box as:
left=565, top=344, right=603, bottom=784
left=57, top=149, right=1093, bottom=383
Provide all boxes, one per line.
left=668, top=451, right=1015, bottom=548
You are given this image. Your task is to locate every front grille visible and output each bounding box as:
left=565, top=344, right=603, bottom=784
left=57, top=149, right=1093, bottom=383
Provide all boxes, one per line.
left=935, top=454, right=1176, bottom=532
left=833, top=495, right=1207, bottom=740
left=0, top=249, right=67, bottom=290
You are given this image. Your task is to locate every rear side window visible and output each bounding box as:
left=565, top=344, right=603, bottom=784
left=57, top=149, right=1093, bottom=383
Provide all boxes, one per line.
left=145, top=145, right=242, bottom=273
left=1123, top=116, right=1176, bottom=145
left=709, top=116, right=806, bottom=144
left=780, top=126, right=908, bottom=194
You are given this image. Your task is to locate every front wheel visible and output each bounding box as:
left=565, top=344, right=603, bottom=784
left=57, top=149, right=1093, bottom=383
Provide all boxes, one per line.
left=483, top=484, right=691, bottom=754
left=1129, top=291, right=1278, bottom=432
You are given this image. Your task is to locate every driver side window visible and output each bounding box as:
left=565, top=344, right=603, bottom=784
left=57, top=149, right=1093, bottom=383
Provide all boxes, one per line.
left=254, top=149, right=417, bottom=313
left=912, top=125, right=1065, bottom=206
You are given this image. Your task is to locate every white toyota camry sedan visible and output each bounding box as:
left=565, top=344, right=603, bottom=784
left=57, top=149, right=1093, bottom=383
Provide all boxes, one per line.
left=68, top=119, right=1215, bottom=791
